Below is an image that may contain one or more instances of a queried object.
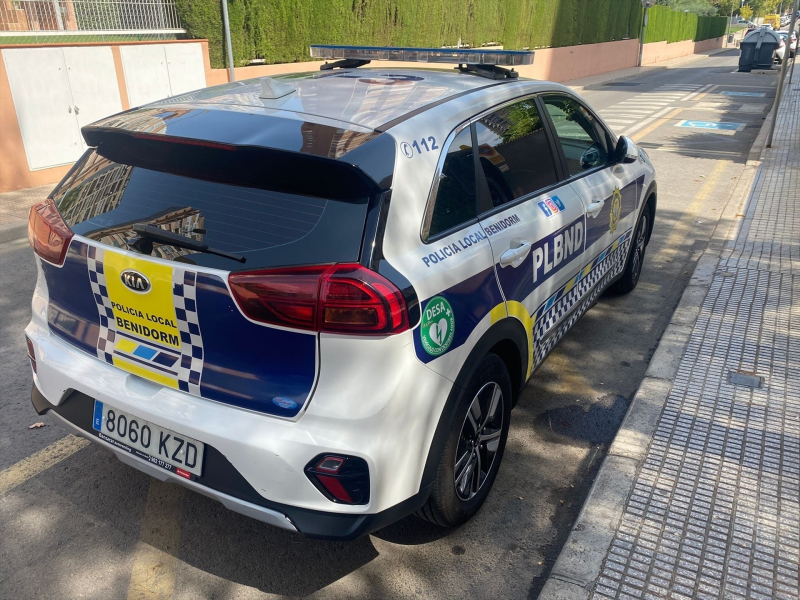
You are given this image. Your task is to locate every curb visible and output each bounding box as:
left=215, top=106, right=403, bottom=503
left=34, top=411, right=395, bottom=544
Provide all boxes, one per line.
left=537, top=87, right=768, bottom=600
left=568, top=46, right=735, bottom=93
left=0, top=221, right=27, bottom=245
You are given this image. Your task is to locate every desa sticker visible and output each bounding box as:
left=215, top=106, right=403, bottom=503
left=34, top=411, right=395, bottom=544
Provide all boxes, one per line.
left=421, top=296, right=455, bottom=356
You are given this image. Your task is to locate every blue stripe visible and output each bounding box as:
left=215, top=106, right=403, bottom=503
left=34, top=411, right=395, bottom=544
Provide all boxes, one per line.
left=132, top=345, right=158, bottom=360
left=92, top=400, right=104, bottom=431
left=414, top=266, right=505, bottom=364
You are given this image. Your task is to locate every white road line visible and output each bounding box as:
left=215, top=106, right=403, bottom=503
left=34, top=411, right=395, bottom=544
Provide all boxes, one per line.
left=600, top=106, right=653, bottom=114
left=601, top=114, right=651, bottom=119
left=618, top=100, right=669, bottom=105
left=682, top=83, right=715, bottom=101
left=604, top=119, right=637, bottom=125
left=622, top=105, right=676, bottom=137
left=618, top=104, right=668, bottom=109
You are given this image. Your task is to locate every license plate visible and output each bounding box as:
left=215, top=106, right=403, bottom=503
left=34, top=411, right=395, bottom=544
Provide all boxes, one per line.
left=92, top=400, right=204, bottom=479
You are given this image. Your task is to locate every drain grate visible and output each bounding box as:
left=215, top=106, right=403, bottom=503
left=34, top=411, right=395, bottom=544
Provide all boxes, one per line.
left=728, top=370, right=764, bottom=389
left=603, top=82, right=641, bottom=87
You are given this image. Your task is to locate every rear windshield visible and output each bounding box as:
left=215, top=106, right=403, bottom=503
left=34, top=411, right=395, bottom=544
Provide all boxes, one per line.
left=52, top=148, right=372, bottom=271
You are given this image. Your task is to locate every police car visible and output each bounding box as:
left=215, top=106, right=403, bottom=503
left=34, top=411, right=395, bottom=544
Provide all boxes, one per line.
left=25, top=45, right=656, bottom=540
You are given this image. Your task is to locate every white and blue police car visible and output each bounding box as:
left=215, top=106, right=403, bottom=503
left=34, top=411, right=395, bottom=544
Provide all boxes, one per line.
left=25, top=45, right=656, bottom=539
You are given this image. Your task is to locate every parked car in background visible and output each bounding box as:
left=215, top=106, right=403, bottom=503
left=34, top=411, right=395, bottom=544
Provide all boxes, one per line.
left=776, top=31, right=797, bottom=63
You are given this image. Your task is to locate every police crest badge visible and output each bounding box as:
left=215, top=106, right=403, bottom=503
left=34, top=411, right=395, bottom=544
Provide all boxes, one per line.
left=609, top=187, right=622, bottom=234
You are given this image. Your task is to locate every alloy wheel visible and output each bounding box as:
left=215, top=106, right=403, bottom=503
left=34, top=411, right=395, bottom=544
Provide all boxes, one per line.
left=630, top=214, right=648, bottom=281
left=454, top=381, right=504, bottom=501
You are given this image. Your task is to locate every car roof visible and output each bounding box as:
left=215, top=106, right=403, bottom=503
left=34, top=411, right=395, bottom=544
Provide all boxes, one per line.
left=83, top=68, right=555, bottom=174
left=149, top=68, right=508, bottom=132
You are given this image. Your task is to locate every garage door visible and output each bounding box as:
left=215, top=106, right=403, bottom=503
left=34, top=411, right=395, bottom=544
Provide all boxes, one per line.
left=2, top=46, right=121, bottom=171
left=120, top=43, right=206, bottom=107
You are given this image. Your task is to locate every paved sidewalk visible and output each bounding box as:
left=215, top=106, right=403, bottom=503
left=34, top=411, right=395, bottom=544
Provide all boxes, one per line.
left=566, top=46, right=738, bottom=92
left=0, top=184, right=50, bottom=243
left=541, top=69, right=800, bottom=599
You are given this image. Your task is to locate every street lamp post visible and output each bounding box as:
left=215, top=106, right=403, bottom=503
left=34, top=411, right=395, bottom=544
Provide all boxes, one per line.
left=638, top=0, right=655, bottom=67
left=222, top=0, right=236, bottom=83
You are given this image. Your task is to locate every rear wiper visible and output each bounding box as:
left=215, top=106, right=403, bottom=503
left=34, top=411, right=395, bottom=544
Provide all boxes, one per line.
left=130, top=223, right=246, bottom=263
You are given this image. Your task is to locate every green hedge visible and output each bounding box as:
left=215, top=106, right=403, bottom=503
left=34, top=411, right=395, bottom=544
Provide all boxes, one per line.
left=695, top=15, right=728, bottom=42
left=176, top=0, right=642, bottom=69
left=644, top=5, right=727, bottom=44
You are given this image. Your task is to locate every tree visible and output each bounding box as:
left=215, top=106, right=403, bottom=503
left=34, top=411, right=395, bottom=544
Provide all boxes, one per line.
left=740, top=5, right=754, bottom=19
left=748, top=0, right=769, bottom=17
left=656, top=0, right=718, bottom=15
left=714, top=0, right=740, bottom=15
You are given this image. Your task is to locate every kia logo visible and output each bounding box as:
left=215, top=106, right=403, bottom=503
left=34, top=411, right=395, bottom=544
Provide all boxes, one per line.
left=121, top=270, right=151, bottom=293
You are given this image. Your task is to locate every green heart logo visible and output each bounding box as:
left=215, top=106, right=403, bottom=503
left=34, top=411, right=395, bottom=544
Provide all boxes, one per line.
left=421, top=296, right=455, bottom=356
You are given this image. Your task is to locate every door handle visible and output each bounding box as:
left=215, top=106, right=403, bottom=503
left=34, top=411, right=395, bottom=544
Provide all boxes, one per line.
left=74, top=106, right=80, bottom=115
left=499, top=241, right=532, bottom=268
left=586, top=199, right=605, bottom=218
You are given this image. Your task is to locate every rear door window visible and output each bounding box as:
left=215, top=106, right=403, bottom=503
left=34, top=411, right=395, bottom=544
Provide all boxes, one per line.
left=428, top=127, right=478, bottom=238
left=474, top=98, right=559, bottom=208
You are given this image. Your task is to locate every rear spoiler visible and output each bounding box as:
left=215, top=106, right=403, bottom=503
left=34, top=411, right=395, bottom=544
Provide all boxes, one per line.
left=81, top=126, right=394, bottom=200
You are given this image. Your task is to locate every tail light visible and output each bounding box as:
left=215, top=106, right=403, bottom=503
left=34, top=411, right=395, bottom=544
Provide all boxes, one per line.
left=28, top=198, right=73, bottom=266
left=305, top=454, right=370, bottom=505
left=25, top=335, right=37, bottom=373
left=229, top=264, right=409, bottom=335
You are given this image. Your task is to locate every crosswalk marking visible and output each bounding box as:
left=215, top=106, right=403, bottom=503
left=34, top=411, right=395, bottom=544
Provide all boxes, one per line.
left=620, top=105, right=677, bottom=136
left=601, top=110, right=652, bottom=115
left=591, top=82, right=709, bottom=135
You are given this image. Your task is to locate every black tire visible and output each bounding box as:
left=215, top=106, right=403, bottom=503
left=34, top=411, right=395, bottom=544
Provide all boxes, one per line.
left=417, top=354, right=512, bottom=528
left=609, top=202, right=651, bottom=295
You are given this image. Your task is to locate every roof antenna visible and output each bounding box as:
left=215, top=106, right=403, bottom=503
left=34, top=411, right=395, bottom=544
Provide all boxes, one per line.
left=259, top=77, right=295, bottom=99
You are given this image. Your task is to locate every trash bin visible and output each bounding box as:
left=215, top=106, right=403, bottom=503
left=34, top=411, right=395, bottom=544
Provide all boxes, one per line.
left=728, top=33, right=735, bottom=44
left=739, top=28, right=781, bottom=72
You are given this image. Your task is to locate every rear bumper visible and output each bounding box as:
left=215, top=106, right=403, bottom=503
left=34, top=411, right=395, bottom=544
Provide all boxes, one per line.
left=31, top=385, right=430, bottom=540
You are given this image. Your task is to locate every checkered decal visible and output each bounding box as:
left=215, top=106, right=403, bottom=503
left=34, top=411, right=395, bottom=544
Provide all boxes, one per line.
left=87, top=245, right=117, bottom=365
left=532, top=229, right=633, bottom=366
left=173, top=270, right=203, bottom=395
left=85, top=246, right=204, bottom=395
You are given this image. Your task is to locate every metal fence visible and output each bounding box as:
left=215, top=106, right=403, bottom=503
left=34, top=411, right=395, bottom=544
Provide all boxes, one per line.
left=0, top=0, right=185, bottom=36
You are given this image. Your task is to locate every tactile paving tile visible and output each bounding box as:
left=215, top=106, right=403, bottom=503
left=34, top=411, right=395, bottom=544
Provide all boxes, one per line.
left=592, top=268, right=800, bottom=600
left=589, top=76, right=800, bottom=600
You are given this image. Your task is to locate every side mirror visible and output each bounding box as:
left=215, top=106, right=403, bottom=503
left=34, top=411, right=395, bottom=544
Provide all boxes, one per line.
left=615, top=136, right=639, bottom=164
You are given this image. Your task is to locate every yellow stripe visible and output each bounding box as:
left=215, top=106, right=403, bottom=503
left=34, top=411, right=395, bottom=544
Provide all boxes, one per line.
left=127, top=480, right=184, bottom=600
left=691, top=84, right=718, bottom=103
left=632, top=108, right=683, bottom=142
left=655, top=161, right=727, bottom=265
left=582, top=264, right=592, bottom=278
left=114, top=358, right=178, bottom=389
left=116, top=338, right=138, bottom=354
left=0, top=435, right=89, bottom=496
left=489, top=302, right=507, bottom=323
left=506, top=301, right=535, bottom=378
left=563, top=278, right=575, bottom=294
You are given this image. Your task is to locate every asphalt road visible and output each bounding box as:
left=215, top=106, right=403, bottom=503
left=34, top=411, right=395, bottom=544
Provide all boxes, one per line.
left=0, top=50, right=777, bottom=599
